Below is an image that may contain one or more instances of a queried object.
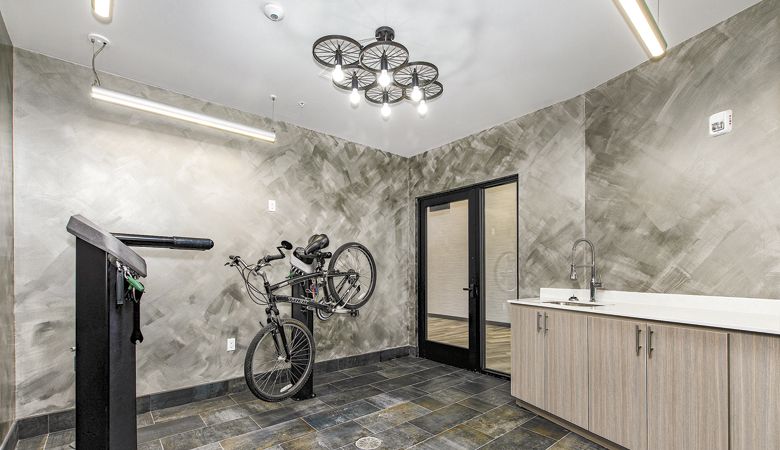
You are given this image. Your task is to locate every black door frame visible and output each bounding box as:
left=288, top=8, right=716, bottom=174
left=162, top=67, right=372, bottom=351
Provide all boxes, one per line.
left=417, top=175, right=518, bottom=375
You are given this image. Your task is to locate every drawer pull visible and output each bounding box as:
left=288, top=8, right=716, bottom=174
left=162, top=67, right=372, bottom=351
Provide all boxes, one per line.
left=536, top=312, right=542, bottom=332
left=648, top=327, right=655, bottom=357
left=635, top=325, right=642, bottom=355
left=544, top=313, right=549, bottom=334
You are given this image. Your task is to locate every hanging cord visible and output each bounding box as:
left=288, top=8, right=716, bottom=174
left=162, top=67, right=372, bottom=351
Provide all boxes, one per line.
left=91, top=38, right=107, bottom=87
left=270, top=94, right=277, bottom=132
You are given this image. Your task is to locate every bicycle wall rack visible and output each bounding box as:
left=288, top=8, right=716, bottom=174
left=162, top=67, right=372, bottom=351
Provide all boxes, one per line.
left=66, top=215, right=213, bottom=450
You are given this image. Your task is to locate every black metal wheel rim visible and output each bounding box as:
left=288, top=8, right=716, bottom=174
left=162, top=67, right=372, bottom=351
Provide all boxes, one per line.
left=312, top=35, right=362, bottom=68
left=393, top=62, right=439, bottom=88
left=359, top=41, right=409, bottom=71
left=365, top=84, right=404, bottom=105
left=405, top=81, right=443, bottom=101
left=333, top=65, right=377, bottom=91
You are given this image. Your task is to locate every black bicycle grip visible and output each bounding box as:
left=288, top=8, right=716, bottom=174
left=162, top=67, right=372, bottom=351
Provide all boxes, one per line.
left=113, top=233, right=214, bottom=250
left=265, top=253, right=285, bottom=262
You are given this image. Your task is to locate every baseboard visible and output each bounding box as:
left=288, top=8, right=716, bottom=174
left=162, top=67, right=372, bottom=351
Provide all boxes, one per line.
left=14, top=345, right=415, bottom=440
left=0, top=421, right=17, bottom=450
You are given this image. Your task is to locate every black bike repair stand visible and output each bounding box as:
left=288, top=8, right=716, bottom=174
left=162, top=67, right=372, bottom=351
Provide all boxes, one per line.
left=66, top=215, right=213, bottom=450
left=291, top=279, right=316, bottom=400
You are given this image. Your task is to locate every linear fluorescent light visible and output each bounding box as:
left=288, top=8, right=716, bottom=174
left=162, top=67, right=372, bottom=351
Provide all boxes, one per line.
left=91, top=0, right=113, bottom=22
left=91, top=86, right=276, bottom=143
left=614, top=0, right=668, bottom=59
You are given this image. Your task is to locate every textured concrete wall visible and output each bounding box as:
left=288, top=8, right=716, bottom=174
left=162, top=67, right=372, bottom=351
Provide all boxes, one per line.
left=585, top=0, right=780, bottom=298
left=13, top=49, right=410, bottom=417
left=0, top=9, right=14, bottom=444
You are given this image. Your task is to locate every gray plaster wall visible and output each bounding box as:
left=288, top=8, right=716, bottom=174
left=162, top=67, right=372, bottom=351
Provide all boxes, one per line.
left=0, top=8, right=14, bottom=444
left=13, top=49, right=411, bottom=418
left=585, top=0, right=780, bottom=298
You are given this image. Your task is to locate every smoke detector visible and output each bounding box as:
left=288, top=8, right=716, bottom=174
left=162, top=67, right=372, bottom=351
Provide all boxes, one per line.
left=263, top=3, right=285, bottom=22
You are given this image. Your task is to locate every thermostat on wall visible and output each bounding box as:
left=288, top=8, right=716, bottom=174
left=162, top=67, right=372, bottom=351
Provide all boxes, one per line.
left=709, top=110, right=733, bottom=137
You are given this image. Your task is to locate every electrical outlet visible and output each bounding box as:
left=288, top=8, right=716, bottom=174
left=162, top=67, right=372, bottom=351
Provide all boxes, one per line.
left=268, top=199, right=277, bottom=212
left=227, top=338, right=236, bottom=352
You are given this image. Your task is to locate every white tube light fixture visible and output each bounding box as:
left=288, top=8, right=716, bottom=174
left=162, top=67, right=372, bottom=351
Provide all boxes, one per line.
left=90, top=86, right=276, bottom=143
left=91, top=0, right=113, bottom=22
left=613, top=0, right=667, bottom=59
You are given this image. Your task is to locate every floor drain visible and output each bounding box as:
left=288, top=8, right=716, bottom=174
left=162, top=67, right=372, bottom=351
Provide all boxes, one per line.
left=356, top=436, right=382, bottom=449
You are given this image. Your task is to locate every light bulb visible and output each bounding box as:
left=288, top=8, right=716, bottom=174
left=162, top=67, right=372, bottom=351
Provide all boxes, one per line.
left=332, top=64, right=345, bottom=83
left=411, top=86, right=422, bottom=102
left=378, top=69, right=391, bottom=87
left=350, top=88, right=360, bottom=106
left=381, top=102, right=391, bottom=118
left=417, top=99, right=428, bottom=116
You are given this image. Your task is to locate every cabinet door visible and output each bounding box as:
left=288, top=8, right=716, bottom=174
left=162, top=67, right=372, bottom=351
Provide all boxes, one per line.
left=510, top=305, right=545, bottom=408
left=730, top=332, right=780, bottom=450
left=545, top=310, right=589, bottom=429
left=588, top=317, right=647, bottom=450
left=647, top=324, right=728, bottom=450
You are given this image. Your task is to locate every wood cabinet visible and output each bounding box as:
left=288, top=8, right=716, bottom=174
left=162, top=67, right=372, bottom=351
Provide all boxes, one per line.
left=730, top=332, right=780, bottom=450
left=510, top=305, right=545, bottom=407
left=646, top=324, right=728, bottom=450
left=510, top=305, right=588, bottom=428
left=545, top=310, right=588, bottom=428
left=589, top=317, right=647, bottom=450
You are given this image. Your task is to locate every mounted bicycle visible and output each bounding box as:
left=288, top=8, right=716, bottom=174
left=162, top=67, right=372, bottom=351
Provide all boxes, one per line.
left=226, top=234, right=376, bottom=401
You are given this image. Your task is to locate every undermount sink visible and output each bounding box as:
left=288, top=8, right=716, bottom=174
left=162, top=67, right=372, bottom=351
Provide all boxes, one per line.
left=543, top=300, right=608, bottom=308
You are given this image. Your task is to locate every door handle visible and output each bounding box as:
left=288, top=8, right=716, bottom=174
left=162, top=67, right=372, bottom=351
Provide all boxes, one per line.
left=648, top=327, right=655, bottom=358
left=462, top=283, right=478, bottom=297
left=635, top=325, right=642, bottom=355
left=536, top=312, right=542, bottom=332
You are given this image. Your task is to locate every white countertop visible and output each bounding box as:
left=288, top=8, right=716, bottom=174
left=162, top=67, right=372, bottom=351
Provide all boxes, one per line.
left=508, top=288, right=780, bottom=335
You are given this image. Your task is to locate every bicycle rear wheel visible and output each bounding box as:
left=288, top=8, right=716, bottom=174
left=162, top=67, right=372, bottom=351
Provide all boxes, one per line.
left=244, top=318, right=315, bottom=402
left=327, top=242, right=376, bottom=310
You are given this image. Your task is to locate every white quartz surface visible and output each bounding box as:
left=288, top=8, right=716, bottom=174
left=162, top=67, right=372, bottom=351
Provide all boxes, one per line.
left=508, top=288, right=780, bottom=335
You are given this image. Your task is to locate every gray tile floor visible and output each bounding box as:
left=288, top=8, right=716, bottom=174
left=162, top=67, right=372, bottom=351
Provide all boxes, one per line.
left=15, top=357, right=605, bottom=450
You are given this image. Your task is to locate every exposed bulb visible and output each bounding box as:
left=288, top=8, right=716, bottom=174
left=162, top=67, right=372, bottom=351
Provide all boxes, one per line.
left=410, top=85, right=422, bottom=102
left=332, top=64, right=345, bottom=83
left=350, top=88, right=360, bottom=106
left=381, top=102, right=392, bottom=118
left=378, top=69, right=391, bottom=87
left=417, top=99, right=428, bottom=116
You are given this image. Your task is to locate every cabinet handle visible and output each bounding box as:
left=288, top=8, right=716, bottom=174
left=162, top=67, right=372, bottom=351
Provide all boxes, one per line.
left=635, top=325, right=642, bottom=355
left=544, top=313, right=549, bottom=334
left=536, top=312, right=542, bottom=332
left=648, top=327, right=655, bottom=358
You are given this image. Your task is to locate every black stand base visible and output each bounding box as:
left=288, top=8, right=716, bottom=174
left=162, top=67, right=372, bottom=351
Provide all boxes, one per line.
left=291, top=280, right=316, bottom=400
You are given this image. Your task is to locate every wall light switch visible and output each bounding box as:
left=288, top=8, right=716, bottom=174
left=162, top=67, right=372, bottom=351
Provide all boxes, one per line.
left=709, top=110, right=733, bottom=137
left=227, top=338, right=236, bottom=352
left=267, top=200, right=277, bottom=212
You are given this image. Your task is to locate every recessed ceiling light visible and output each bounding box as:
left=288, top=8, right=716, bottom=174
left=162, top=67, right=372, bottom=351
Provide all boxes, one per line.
left=91, top=0, right=113, bottom=23
left=263, top=3, right=285, bottom=22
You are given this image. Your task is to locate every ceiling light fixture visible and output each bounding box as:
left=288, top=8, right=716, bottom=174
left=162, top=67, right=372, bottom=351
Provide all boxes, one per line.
left=88, top=35, right=275, bottom=143
left=313, top=26, right=442, bottom=118
left=613, top=0, right=667, bottom=59
left=91, top=0, right=113, bottom=22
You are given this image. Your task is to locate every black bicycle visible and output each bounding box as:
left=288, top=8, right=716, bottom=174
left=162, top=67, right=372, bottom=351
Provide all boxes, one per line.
left=226, top=234, right=376, bottom=401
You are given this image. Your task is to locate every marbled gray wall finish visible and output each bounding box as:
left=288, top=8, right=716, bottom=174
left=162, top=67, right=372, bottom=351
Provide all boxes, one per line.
left=408, top=97, right=588, bottom=343
left=0, top=8, right=14, bottom=444
left=13, top=49, right=410, bottom=418
left=585, top=0, right=780, bottom=298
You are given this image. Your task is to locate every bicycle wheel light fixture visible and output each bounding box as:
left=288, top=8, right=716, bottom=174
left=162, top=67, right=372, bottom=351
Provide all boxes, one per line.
left=313, top=26, right=443, bottom=119
left=613, top=0, right=667, bottom=59
left=87, top=35, right=276, bottom=143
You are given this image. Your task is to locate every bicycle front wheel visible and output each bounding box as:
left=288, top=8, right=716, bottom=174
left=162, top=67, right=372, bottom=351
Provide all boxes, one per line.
left=327, top=242, right=377, bottom=310
left=244, top=318, right=315, bottom=402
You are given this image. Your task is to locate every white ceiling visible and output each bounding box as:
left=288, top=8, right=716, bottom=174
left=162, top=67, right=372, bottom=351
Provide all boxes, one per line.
left=0, top=0, right=762, bottom=156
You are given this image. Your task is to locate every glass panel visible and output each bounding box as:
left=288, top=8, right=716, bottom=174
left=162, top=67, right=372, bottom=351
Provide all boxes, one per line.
left=426, top=199, right=470, bottom=349
left=483, top=182, right=517, bottom=374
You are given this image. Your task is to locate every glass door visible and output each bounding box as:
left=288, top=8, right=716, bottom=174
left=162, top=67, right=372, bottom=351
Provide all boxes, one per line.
left=418, top=189, right=479, bottom=369
left=418, top=176, right=518, bottom=374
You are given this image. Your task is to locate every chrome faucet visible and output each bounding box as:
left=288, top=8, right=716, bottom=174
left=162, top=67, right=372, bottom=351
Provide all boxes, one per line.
left=569, top=238, right=603, bottom=302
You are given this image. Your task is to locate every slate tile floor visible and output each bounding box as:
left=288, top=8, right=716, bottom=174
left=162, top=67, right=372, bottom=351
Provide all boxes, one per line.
left=15, top=357, right=605, bottom=450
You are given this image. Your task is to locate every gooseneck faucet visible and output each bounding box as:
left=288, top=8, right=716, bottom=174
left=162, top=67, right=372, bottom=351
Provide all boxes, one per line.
left=569, top=238, right=603, bottom=302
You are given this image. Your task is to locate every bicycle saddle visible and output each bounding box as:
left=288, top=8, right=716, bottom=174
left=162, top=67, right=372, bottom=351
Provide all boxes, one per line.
left=293, top=234, right=329, bottom=265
